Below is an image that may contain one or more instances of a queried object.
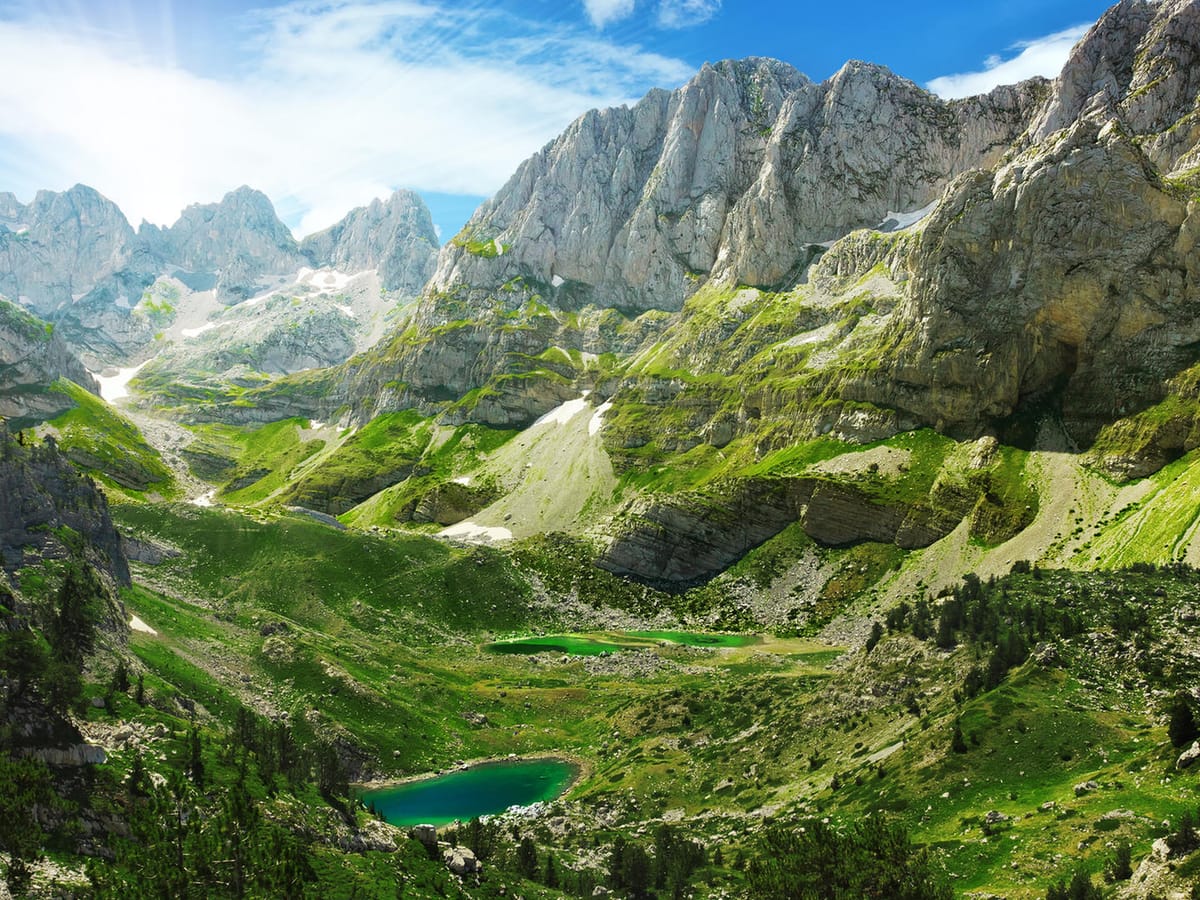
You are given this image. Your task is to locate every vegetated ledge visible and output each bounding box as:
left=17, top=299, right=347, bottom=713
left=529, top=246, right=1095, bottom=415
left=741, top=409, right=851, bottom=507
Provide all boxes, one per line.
left=596, top=474, right=970, bottom=587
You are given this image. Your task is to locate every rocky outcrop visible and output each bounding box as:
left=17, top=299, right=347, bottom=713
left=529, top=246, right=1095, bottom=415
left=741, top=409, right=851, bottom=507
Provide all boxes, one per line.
left=0, top=428, right=130, bottom=586
left=0, top=184, right=141, bottom=316
left=598, top=476, right=968, bottom=585
left=0, top=298, right=98, bottom=425
left=301, top=189, right=439, bottom=294
left=1177, top=740, right=1200, bottom=769
left=849, top=0, right=1200, bottom=449
left=148, top=186, right=305, bottom=303
left=444, top=846, right=481, bottom=875
left=410, top=481, right=499, bottom=526
left=1032, top=0, right=1200, bottom=174
left=431, top=58, right=1043, bottom=313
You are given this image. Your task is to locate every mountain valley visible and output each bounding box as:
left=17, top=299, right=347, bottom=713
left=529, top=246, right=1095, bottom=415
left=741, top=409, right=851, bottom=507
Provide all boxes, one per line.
left=2, top=1, right=1200, bottom=897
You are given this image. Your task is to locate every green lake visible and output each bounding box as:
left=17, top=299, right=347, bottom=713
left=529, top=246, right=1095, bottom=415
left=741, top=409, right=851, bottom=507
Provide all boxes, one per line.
left=485, top=630, right=758, bottom=656
left=359, top=758, right=578, bottom=826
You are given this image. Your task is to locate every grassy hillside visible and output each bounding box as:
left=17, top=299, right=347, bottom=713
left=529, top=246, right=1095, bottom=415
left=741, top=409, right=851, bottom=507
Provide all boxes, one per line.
left=44, top=379, right=177, bottom=499
left=88, top=499, right=1200, bottom=897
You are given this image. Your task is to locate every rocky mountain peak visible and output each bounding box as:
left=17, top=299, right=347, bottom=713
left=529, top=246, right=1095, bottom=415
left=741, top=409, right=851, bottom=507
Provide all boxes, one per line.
left=0, top=191, right=20, bottom=223
left=1032, top=0, right=1200, bottom=171
left=161, top=185, right=304, bottom=302
left=300, top=188, right=438, bottom=295
left=426, top=52, right=1046, bottom=320
left=0, top=184, right=138, bottom=315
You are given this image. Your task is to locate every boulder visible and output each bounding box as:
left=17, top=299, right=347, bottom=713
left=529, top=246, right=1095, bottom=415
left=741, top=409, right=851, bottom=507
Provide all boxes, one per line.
left=410, top=823, right=438, bottom=851
left=444, top=846, right=481, bottom=876
left=1176, top=740, right=1200, bottom=770
left=1074, top=780, right=1099, bottom=796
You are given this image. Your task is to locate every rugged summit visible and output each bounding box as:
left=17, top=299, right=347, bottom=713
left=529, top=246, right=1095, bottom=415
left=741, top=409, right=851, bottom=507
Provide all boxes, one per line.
left=141, top=186, right=306, bottom=303
left=0, top=181, right=443, bottom=379
left=301, top=189, right=438, bottom=295
left=325, top=57, right=1045, bottom=427
left=856, top=0, right=1200, bottom=453
left=338, top=0, right=1200, bottom=458
left=0, top=185, right=143, bottom=315
left=432, top=58, right=1043, bottom=312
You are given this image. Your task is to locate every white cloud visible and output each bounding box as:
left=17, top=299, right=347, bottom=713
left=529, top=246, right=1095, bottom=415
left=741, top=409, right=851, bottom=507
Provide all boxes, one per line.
left=583, top=0, right=636, bottom=29
left=926, top=24, right=1090, bottom=99
left=658, top=0, right=720, bottom=29
left=0, top=1, right=695, bottom=235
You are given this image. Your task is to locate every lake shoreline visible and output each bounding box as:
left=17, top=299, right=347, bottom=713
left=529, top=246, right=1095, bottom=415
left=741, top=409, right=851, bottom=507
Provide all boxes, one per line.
left=354, top=750, right=592, bottom=795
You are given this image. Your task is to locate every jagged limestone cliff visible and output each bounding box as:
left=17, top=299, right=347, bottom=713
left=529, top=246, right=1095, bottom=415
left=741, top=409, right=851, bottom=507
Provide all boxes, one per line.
left=301, top=189, right=438, bottom=295
left=324, top=58, right=1045, bottom=428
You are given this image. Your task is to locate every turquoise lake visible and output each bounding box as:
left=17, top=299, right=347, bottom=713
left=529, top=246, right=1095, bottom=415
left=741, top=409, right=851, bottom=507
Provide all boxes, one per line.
left=359, top=758, right=578, bottom=826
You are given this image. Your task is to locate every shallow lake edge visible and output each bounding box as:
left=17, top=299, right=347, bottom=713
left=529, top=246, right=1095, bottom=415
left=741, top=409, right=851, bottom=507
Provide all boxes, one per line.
left=354, top=751, right=592, bottom=800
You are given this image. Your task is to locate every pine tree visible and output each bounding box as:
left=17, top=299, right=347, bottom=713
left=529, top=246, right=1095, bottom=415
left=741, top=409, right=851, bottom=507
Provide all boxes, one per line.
left=188, top=727, right=205, bottom=789
left=1104, top=842, right=1132, bottom=882
left=865, top=621, right=884, bottom=653
left=516, top=836, right=538, bottom=878
left=128, top=750, right=148, bottom=799
left=109, top=660, right=130, bottom=695
left=1169, top=694, right=1198, bottom=748
left=951, top=719, right=968, bottom=754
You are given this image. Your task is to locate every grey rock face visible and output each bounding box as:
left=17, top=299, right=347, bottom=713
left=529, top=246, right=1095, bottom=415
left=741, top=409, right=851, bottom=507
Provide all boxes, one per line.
left=0, top=428, right=130, bottom=586
left=848, top=0, right=1200, bottom=448
left=0, top=184, right=140, bottom=315
left=1031, top=0, right=1200, bottom=173
left=431, top=58, right=1044, bottom=314
left=301, top=189, right=439, bottom=295
left=599, top=476, right=965, bottom=585
left=158, top=186, right=305, bottom=303
left=0, top=297, right=99, bottom=424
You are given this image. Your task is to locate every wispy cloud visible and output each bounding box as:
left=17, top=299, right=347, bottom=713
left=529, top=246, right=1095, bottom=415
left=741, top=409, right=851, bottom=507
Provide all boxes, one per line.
left=658, top=0, right=720, bottom=29
left=0, top=0, right=694, bottom=235
left=583, top=0, right=636, bottom=29
left=926, top=24, right=1089, bottom=99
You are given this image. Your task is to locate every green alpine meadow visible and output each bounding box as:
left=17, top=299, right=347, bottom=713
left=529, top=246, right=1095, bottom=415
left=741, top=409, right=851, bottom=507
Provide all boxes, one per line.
left=1, top=1, right=1200, bottom=897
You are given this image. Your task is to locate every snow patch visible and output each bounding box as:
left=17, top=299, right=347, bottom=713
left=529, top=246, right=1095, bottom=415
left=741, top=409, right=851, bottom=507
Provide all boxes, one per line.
left=335, top=303, right=355, bottom=318
left=876, top=200, right=938, bottom=233
left=92, top=359, right=152, bottom=403
left=438, top=521, right=513, bottom=543
left=493, top=239, right=504, bottom=256
left=190, top=489, right=216, bottom=508
left=533, top=395, right=591, bottom=427
left=452, top=476, right=471, bottom=485
left=114, top=294, right=132, bottom=309
left=242, top=289, right=279, bottom=308
left=589, top=401, right=613, bottom=436
left=180, top=322, right=219, bottom=338
left=551, top=274, right=565, bottom=288
left=297, top=267, right=355, bottom=293
left=129, top=616, right=157, bottom=635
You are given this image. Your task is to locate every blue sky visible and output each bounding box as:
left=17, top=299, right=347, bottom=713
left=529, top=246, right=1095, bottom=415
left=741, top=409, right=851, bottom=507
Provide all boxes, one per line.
left=0, top=0, right=1112, bottom=243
